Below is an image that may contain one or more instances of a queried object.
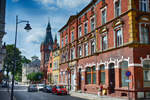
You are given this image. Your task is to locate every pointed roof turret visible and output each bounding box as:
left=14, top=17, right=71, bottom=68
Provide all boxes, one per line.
left=44, top=20, right=53, bottom=46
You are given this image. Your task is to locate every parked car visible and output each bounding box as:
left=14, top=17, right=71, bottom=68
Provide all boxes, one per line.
left=28, top=84, right=38, bottom=92
left=52, top=85, right=67, bottom=95
left=42, top=85, right=52, bottom=93
left=37, top=84, right=45, bottom=91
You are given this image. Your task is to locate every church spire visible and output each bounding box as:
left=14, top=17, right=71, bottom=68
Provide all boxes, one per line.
left=44, top=19, right=53, bottom=46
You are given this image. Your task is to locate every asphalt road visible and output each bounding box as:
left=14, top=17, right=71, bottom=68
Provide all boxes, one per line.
left=13, top=85, right=86, bottom=100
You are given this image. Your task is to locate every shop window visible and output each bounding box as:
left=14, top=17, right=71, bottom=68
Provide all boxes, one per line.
left=100, top=65, right=105, bottom=84
left=86, top=66, right=96, bottom=84
left=140, top=24, right=150, bottom=44
left=120, top=61, right=128, bottom=87
left=139, top=0, right=149, bottom=12
left=143, top=60, right=150, bottom=87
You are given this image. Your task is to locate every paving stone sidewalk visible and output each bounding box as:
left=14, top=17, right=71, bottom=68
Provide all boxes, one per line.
left=70, top=91, right=127, bottom=100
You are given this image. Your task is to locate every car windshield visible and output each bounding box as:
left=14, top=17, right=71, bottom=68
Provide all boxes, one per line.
left=56, top=86, right=64, bottom=89
left=38, top=84, right=44, bottom=87
left=31, top=85, right=37, bottom=87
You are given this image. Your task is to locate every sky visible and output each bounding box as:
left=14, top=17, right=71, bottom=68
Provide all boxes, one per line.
left=3, top=0, right=92, bottom=60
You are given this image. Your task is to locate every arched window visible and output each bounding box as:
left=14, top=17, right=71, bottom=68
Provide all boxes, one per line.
left=86, top=66, right=96, bottom=84
left=143, top=60, right=150, bottom=87
left=100, top=65, right=105, bottom=84
left=120, top=61, right=128, bottom=87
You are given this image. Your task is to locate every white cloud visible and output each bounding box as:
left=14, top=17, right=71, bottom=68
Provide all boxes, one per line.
left=34, top=0, right=91, bottom=9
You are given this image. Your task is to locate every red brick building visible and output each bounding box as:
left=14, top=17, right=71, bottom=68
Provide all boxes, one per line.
left=59, top=0, right=150, bottom=99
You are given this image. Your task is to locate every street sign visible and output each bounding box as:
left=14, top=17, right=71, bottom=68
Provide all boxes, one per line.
left=125, top=79, right=132, bottom=83
left=126, top=71, right=131, bottom=77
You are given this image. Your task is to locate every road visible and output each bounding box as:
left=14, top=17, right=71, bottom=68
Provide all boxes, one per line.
left=12, top=85, right=86, bottom=100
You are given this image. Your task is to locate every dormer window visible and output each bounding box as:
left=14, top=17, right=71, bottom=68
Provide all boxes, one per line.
left=139, top=0, right=149, bottom=12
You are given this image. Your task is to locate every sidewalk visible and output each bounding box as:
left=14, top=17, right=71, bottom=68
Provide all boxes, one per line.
left=0, top=87, right=10, bottom=100
left=70, top=91, right=127, bottom=100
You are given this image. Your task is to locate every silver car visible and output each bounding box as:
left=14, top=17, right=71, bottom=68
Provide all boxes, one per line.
left=28, top=84, right=38, bottom=92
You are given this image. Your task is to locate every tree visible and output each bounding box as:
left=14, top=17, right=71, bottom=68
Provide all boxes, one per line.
left=27, top=72, right=44, bottom=83
left=3, top=44, right=31, bottom=82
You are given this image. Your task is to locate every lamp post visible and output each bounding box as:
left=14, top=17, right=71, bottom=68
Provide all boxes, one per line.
left=67, top=66, right=70, bottom=94
left=11, top=15, right=32, bottom=100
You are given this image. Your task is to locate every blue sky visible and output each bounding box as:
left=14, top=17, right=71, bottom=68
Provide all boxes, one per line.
left=3, top=0, right=91, bottom=60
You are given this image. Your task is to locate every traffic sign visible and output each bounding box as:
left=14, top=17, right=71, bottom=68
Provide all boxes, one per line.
left=126, top=71, right=131, bottom=77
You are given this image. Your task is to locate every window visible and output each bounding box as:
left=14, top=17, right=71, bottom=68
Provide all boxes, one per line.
left=100, top=65, right=105, bottom=84
left=84, top=43, right=88, bottom=56
left=139, top=0, right=149, bottom=12
left=65, top=71, right=67, bottom=83
left=143, top=60, right=150, bottom=87
left=79, top=17, right=81, bottom=24
left=91, top=17, right=95, bottom=31
left=91, top=40, right=96, bottom=54
left=66, top=35, right=68, bottom=44
left=120, top=61, right=128, bottom=87
left=78, top=46, right=82, bottom=57
left=71, top=31, right=74, bottom=42
left=78, top=26, right=82, bottom=38
left=102, top=35, right=108, bottom=50
left=91, top=7, right=94, bottom=15
left=84, top=22, right=88, bottom=35
left=116, top=29, right=123, bottom=47
left=115, top=0, right=121, bottom=17
left=102, top=9, right=106, bottom=25
left=140, top=24, right=149, bottom=44
left=71, top=48, right=75, bottom=60
left=60, top=72, right=63, bottom=83
left=50, top=63, right=52, bottom=68
left=86, top=66, right=96, bottom=84
left=85, top=13, right=87, bottom=19
left=62, top=39, right=63, bottom=47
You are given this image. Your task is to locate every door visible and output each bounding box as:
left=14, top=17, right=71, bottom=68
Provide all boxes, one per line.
left=109, top=63, right=115, bottom=94
left=79, top=68, right=82, bottom=90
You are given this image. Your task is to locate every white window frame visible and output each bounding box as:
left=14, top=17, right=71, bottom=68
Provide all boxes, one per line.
left=91, top=39, right=96, bottom=54
left=62, top=38, right=63, bottom=47
left=84, top=21, right=88, bottom=35
left=78, top=25, right=82, bottom=38
left=71, top=31, right=74, bottom=42
left=101, top=7, right=107, bottom=25
left=139, top=23, right=150, bottom=44
left=139, top=0, right=149, bottom=12
left=90, top=16, right=95, bottom=31
left=84, top=43, right=88, bottom=56
left=66, top=35, right=68, bottom=44
left=78, top=45, right=82, bottom=58
left=114, top=0, right=121, bottom=17
left=101, top=32, right=108, bottom=51
left=114, top=25, right=123, bottom=47
left=70, top=47, right=75, bottom=60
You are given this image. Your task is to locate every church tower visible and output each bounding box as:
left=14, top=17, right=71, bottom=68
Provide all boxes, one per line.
left=40, top=21, right=54, bottom=82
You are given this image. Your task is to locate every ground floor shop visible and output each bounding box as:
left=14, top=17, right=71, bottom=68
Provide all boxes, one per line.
left=59, top=47, right=150, bottom=100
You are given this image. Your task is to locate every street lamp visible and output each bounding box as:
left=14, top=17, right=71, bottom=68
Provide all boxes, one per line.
left=11, top=15, right=32, bottom=100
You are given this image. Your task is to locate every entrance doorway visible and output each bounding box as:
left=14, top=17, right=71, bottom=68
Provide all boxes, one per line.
left=109, top=63, right=115, bottom=94
left=78, top=68, right=82, bottom=90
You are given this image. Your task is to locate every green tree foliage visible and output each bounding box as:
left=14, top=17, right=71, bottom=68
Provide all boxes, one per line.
left=27, top=72, right=43, bottom=82
left=3, top=44, right=31, bottom=82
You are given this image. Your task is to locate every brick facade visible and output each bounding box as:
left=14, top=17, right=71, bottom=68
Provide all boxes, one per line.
left=59, top=0, right=150, bottom=99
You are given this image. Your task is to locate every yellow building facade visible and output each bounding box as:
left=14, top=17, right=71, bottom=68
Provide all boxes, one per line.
left=52, top=49, right=60, bottom=85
